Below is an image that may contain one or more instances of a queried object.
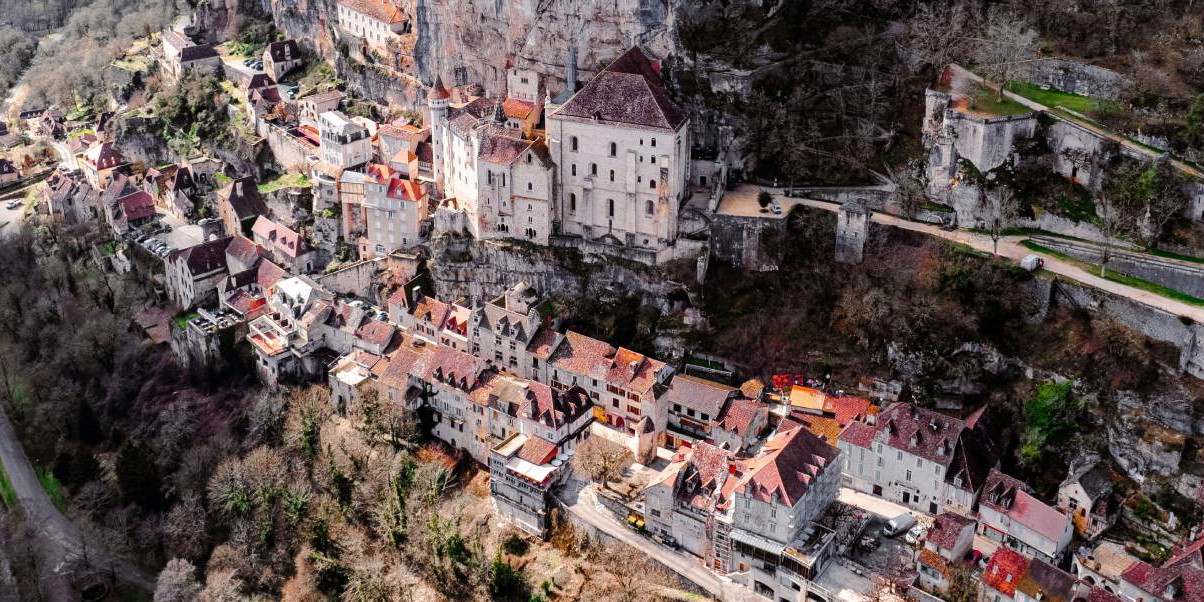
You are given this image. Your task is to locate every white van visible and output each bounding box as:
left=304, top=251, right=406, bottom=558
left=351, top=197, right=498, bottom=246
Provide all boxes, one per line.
left=882, top=513, right=917, bottom=537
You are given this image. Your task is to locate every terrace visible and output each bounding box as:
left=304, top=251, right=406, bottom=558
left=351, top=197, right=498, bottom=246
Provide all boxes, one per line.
left=246, top=312, right=297, bottom=356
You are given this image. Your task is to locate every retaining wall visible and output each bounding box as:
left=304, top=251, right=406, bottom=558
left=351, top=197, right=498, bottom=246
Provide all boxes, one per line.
left=1033, top=235, right=1204, bottom=298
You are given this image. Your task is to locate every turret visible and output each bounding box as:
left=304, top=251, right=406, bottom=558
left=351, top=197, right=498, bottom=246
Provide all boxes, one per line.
left=428, top=75, right=451, bottom=190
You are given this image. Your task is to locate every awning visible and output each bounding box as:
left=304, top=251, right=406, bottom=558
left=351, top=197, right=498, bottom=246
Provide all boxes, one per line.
left=729, top=528, right=787, bottom=556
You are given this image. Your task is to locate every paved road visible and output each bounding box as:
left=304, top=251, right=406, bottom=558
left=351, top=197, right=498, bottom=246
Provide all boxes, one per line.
left=774, top=195, right=1204, bottom=324
left=0, top=404, right=157, bottom=593
left=555, top=478, right=750, bottom=601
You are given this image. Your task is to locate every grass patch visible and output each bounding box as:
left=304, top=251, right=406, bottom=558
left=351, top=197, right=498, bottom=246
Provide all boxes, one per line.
left=920, top=201, right=955, bottom=213
left=99, top=241, right=117, bottom=256
left=1149, top=248, right=1204, bottom=264
left=219, top=80, right=243, bottom=106
left=67, top=128, right=96, bottom=140
left=214, top=172, right=231, bottom=186
left=172, top=311, right=199, bottom=331
left=1022, top=240, right=1204, bottom=306
left=0, top=463, right=16, bottom=510
left=1007, top=81, right=1117, bottom=116
left=258, top=172, right=310, bottom=193
left=967, top=85, right=1032, bottom=117
left=685, top=355, right=727, bottom=371
left=37, top=466, right=66, bottom=512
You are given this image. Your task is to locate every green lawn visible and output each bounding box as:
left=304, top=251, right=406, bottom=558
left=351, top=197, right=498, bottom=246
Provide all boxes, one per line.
left=258, top=172, right=310, bottom=193
left=214, top=172, right=232, bottom=186
left=67, top=128, right=97, bottom=140
left=1022, top=240, right=1204, bottom=306
left=1150, top=248, right=1204, bottom=264
left=967, top=85, right=1032, bottom=117
left=0, top=463, right=16, bottom=510
left=37, top=466, right=66, bottom=512
left=172, top=311, right=199, bottom=331
left=99, top=241, right=117, bottom=256
left=1006, top=81, right=1117, bottom=115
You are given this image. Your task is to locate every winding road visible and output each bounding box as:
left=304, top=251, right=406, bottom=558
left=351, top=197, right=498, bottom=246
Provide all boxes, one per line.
left=0, top=403, right=157, bottom=595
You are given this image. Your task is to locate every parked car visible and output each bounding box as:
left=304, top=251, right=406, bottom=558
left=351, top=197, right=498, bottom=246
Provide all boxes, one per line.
left=771, top=202, right=783, bottom=215
left=652, top=532, right=679, bottom=549
left=5, top=200, right=21, bottom=210
left=1021, top=254, right=1044, bottom=271
left=904, top=524, right=928, bottom=545
left=882, top=513, right=917, bottom=537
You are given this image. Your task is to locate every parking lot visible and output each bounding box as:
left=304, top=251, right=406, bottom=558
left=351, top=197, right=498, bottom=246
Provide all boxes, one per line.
left=847, top=515, right=922, bottom=574
left=156, top=210, right=202, bottom=249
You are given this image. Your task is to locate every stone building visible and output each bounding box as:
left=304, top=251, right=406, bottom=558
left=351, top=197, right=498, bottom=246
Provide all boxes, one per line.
left=837, top=402, right=998, bottom=516
left=336, top=0, right=411, bottom=59
left=362, top=163, right=428, bottom=257
left=319, top=111, right=373, bottom=168
left=978, top=468, right=1074, bottom=563
left=546, top=47, right=690, bottom=255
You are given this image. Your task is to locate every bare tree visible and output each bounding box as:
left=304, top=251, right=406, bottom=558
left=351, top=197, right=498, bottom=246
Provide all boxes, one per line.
left=1096, top=188, right=1132, bottom=278
left=572, top=436, right=632, bottom=491
left=970, top=10, right=1039, bottom=100
left=154, top=558, right=201, bottom=602
left=984, top=183, right=1020, bottom=254
left=595, top=540, right=671, bottom=602
left=904, top=2, right=971, bottom=79
left=1138, top=158, right=1190, bottom=249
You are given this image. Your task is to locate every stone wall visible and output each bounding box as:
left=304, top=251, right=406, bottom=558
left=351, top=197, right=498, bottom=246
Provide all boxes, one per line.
left=261, top=122, right=313, bottom=172
left=316, top=253, right=421, bottom=301
left=1046, top=277, right=1204, bottom=379
left=835, top=202, right=870, bottom=264
left=1032, top=235, right=1204, bottom=298
left=428, top=236, right=686, bottom=310
left=708, top=213, right=784, bottom=272
left=1028, top=59, right=1131, bottom=101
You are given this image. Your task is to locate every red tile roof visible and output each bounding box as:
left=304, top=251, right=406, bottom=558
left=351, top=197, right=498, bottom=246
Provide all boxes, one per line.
left=119, top=190, right=155, bottom=221
left=550, top=331, right=615, bottom=378
left=734, top=425, right=839, bottom=507
left=838, top=421, right=875, bottom=448
left=606, top=347, right=667, bottom=397
left=517, top=436, right=558, bottom=465
left=713, top=397, right=765, bottom=438
left=355, top=320, right=396, bottom=348
left=981, top=548, right=1029, bottom=597
left=427, top=75, right=450, bottom=101
left=412, top=295, right=449, bottom=328
left=1121, top=534, right=1204, bottom=602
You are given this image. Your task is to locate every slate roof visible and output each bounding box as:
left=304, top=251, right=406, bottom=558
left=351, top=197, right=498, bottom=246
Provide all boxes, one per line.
left=265, top=40, right=301, bottom=63
left=179, top=44, right=218, bottom=62
left=1065, top=463, right=1114, bottom=503
left=170, top=237, right=232, bottom=276
left=1017, top=558, right=1077, bottom=602
left=83, top=142, right=126, bottom=170
left=734, top=424, right=839, bottom=507
left=553, top=46, right=686, bottom=130
left=224, top=235, right=263, bottom=267
left=219, top=177, right=268, bottom=220
left=664, top=374, right=735, bottom=417
left=926, top=511, right=975, bottom=552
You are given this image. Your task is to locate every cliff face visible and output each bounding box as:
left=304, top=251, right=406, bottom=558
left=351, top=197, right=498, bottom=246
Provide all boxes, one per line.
left=411, top=0, right=681, bottom=96
left=269, top=0, right=683, bottom=106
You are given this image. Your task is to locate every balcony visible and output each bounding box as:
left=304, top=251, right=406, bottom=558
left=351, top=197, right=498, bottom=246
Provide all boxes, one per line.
left=247, top=313, right=296, bottom=357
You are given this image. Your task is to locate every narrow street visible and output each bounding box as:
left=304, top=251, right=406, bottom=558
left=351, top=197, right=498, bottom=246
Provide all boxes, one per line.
left=555, top=478, right=751, bottom=601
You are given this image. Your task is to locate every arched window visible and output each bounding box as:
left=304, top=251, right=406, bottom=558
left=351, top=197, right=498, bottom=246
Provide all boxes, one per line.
left=607, top=199, right=614, bottom=217
left=527, top=182, right=533, bottom=191
left=609, top=142, right=617, bottom=157
left=571, top=136, right=578, bottom=152
left=590, top=163, right=597, bottom=176
left=649, top=180, right=656, bottom=189
left=570, top=193, right=576, bottom=212
left=650, top=138, right=657, bottom=148
left=645, top=200, right=654, bottom=215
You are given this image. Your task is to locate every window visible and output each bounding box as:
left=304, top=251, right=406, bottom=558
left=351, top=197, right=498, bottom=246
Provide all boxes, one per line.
left=650, top=138, right=657, bottom=147
left=917, top=458, right=922, bottom=467
left=906, top=470, right=913, bottom=481
left=590, top=163, right=597, bottom=176
left=569, top=193, right=576, bottom=212
left=651, top=156, right=656, bottom=164
left=571, top=136, right=578, bottom=152
left=645, top=200, right=654, bottom=215
left=609, top=142, right=617, bottom=156
left=673, top=403, right=681, bottom=413
left=609, top=169, right=615, bottom=182
left=607, top=199, right=614, bottom=217
left=526, top=154, right=532, bottom=164
left=527, top=182, right=532, bottom=191
left=897, top=451, right=903, bottom=461
left=650, top=179, right=656, bottom=189
left=571, top=164, right=576, bottom=176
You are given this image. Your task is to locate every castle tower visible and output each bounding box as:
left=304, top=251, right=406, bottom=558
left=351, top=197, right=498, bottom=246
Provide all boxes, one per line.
left=427, top=75, right=451, bottom=191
